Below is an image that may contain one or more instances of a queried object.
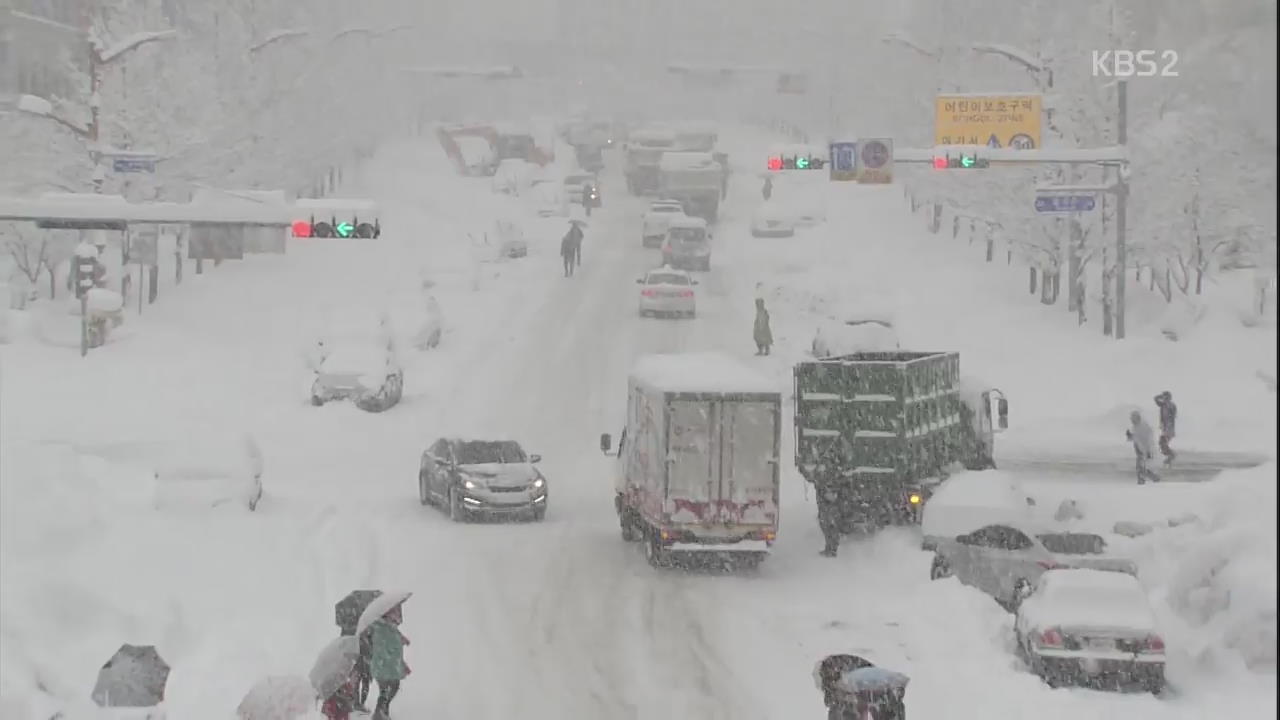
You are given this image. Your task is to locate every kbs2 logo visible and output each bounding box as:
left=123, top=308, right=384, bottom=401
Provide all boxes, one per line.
left=1092, top=50, right=1179, bottom=77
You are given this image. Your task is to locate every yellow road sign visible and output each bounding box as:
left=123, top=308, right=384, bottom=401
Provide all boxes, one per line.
left=935, top=94, right=1042, bottom=149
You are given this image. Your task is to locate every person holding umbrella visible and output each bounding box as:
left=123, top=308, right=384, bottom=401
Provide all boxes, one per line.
left=357, top=591, right=413, bottom=720
left=335, top=590, right=382, bottom=712
left=311, top=636, right=362, bottom=720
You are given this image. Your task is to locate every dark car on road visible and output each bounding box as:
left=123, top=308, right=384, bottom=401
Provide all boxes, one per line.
left=418, top=438, right=548, bottom=521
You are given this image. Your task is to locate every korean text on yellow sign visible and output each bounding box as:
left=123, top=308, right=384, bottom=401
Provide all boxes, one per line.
left=934, top=94, right=1042, bottom=149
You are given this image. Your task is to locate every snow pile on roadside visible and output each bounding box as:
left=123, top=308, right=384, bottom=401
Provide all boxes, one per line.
left=1127, top=463, right=1277, bottom=677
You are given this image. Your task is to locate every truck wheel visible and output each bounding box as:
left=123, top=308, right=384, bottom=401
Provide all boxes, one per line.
left=310, top=395, right=324, bottom=407
left=531, top=507, right=547, bottom=522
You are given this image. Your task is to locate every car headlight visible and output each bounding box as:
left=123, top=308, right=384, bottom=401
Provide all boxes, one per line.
left=532, top=477, right=545, bottom=489
left=463, top=479, right=480, bottom=490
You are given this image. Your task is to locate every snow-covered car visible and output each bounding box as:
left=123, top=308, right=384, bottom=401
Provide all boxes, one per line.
left=1014, top=568, right=1166, bottom=693
left=921, top=472, right=1040, bottom=550
left=310, top=311, right=404, bottom=412
left=418, top=438, right=548, bottom=521
left=153, top=434, right=264, bottom=512
left=750, top=201, right=796, bottom=238
left=660, top=216, right=712, bottom=271
left=810, top=317, right=900, bottom=358
left=413, top=295, right=444, bottom=349
left=528, top=178, right=568, bottom=217
left=455, top=134, right=497, bottom=175
left=491, top=159, right=534, bottom=195
left=930, top=523, right=1139, bottom=608
left=641, top=200, right=687, bottom=247
left=637, top=266, right=698, bottom=318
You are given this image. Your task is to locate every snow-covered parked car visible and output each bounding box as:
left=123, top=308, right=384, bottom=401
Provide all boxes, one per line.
left=930, top=523, right=1138, bottom=608
left=491, top=158, right=534, bottom=195
left=528, top=178, right=568, bottom=217
left=455, top=134, right=497, bottom=175
left=921, top=471, right=1040, bottom=550
left=810, top=315, right=899, bottom=358
left=641, top=199, right=687, bottom=247
left=310, top=311, right=404, bottom=412
left=750, top=201, right=796, bottom=238
left=153, top=434, right=264, bottom=512
left=1014, top=568, right=1166, bottom=693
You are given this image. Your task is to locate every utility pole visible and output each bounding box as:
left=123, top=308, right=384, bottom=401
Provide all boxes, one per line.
left=1114, top=79, right=1129, bottom=339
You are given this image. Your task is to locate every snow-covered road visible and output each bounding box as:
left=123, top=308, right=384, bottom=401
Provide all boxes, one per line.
left=1, top=128, right=1272, bottom=720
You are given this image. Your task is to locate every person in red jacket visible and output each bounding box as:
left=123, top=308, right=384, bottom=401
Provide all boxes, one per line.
left=321, top=671, right=358, bottom=720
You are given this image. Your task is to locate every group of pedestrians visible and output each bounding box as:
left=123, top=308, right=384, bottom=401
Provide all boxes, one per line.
left=323, top=600, right=411, bottom=720
left=1126, top=391, right=1178, bottom=484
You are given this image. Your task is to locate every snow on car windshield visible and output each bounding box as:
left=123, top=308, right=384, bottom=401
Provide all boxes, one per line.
left=647, top=273, right=690, bottom=285
left=669, top=228, right=704, bottom=243
left=458, top=440, right=526, bottom=464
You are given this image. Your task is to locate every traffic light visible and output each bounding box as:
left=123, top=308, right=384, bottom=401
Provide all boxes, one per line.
left=767, top=154, right=826, bottom=171
left=932, top=153, right=989, bottom=169
left=291, top=217, right=380, bottom=238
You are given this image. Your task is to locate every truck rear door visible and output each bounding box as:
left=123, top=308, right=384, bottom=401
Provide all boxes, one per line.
left=666, top=399, right=717, bottom=523
left=718, top=399, right=779, bottom=526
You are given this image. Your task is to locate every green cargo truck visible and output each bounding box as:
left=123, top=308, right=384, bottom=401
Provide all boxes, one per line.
left=793, top=351, right=1008, bottom=531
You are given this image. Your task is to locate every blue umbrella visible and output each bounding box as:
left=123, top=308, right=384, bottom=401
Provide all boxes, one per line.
left=836, top=666, right=910, bottom=695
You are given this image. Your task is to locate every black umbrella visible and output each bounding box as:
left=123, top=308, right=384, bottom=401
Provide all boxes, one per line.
left=90, top=644, right=170, bottom=707
left=335, top=590, right=382, bottom=635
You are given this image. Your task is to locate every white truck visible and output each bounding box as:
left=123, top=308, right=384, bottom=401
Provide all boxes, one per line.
left=624, top=127, right=676, bottom=195
left=599, top=352, right=782, bottom=568
left=657, top=152, right=723, bottom=222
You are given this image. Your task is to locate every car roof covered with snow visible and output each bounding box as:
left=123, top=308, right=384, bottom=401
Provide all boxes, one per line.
left=631, top=352, right=778, bottom=395
left=1024, top=568, right=1157, bottom=631
left=921, top=470, right=1042, bottom=539
left=666, top=215, right=707, bottom=230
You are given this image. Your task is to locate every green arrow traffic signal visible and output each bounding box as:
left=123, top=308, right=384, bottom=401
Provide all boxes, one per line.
left=960, top=154, right=975, bottom=168
left=335, top=222, right=354, bottom=238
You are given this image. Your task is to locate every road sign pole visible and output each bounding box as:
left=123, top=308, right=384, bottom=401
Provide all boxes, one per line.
left=1115, top=80, right=1129, bottom=340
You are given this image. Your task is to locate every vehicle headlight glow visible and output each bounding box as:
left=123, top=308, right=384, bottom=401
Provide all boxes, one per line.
left=463, top=479, right=480, bottom=490
left=532, top=477, right=545, bottom=489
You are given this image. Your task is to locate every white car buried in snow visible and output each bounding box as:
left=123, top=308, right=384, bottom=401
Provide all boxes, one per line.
left=810, top=316, right=900, bottom=358
left=637, top=266, right=698, bottom=318
left=929, top=523, right=1139, bottom=609
left=310, top=311, right=404, bottom=412
left=1014, top=568, right=1166, bottom=693
left=749, top=201, right=796, bottom=238
left=641, top=199, right=687, bottom=247
left=153, top=434, right=264, bottom=512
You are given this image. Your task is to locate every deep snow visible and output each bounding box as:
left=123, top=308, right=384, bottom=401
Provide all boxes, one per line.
left=0, top=126, right=1274, bottom=719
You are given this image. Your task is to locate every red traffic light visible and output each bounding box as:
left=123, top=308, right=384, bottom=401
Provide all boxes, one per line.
left=767, top=156, right=783, bottom=171
left=933, top=156, right=948, bottom=169
left=291, top=220, right=313, bottom=237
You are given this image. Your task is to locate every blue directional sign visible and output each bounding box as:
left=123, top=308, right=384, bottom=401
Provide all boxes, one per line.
left=112, top=157, right=157, bottom=173
left=1035, top=194, right=1096, bottom=213
left=830, top=142, right=856, bottom=172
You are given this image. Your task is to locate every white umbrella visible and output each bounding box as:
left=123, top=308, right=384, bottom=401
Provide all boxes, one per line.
left=237, top=675, right=316, bottom=720
left=309, top=636, right=360, bottom=701
left=356, top=590, right=413, bottom=635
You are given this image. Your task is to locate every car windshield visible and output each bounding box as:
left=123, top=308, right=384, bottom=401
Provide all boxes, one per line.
left=669, top=228, right=705, bottom=243
left=457, top=441, right=526, bottom=464
left=647, top=273, right=690, bottom=285
left=1038, top=533, right=1107, bottom=555
left=651, top=205, right=682, bottom=213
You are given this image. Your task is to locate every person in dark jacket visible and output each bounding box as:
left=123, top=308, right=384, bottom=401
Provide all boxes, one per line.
left=815, top=655, right=874, bottom=718
left=816, top=479, right=843, bottom=557
left=1154, top=391, right=1177, bottom=466
left=560, top=223, right=583, bottom=277
left=762, top=175, right=773, bottom=201
left=353, top=630, right=373, bottom=711
left=753, top=298, right=773, bottom=355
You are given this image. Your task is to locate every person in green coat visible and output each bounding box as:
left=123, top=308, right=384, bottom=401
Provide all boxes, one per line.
left=753, top=297, right=773, bottom=355
left=368, top=604, right=410, bottom=720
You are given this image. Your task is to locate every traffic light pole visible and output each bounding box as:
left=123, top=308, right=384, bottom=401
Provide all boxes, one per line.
left=1114, top=80, right=1129, bottom=340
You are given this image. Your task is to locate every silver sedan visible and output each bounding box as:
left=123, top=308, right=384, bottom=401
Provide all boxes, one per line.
left=637, top=267, right=698, bottom=318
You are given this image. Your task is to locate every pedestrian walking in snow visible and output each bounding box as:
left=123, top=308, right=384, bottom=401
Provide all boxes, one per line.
left=368, top=604, right=410, bottom=720
left=762, top=176, right=773, bottom=201
left=560, top=227, right=579, bottom=278
left=354, top=630, right=374, bottom=711
left=816, top=480, right=843, bottom=557
left=753, top=297, right=773, bottom=355
left=320, top=671, right=358, bottom=720
left=1154, top=391, right=1178, bottom=466
left=1125, top=410, right=1161, bottom=484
